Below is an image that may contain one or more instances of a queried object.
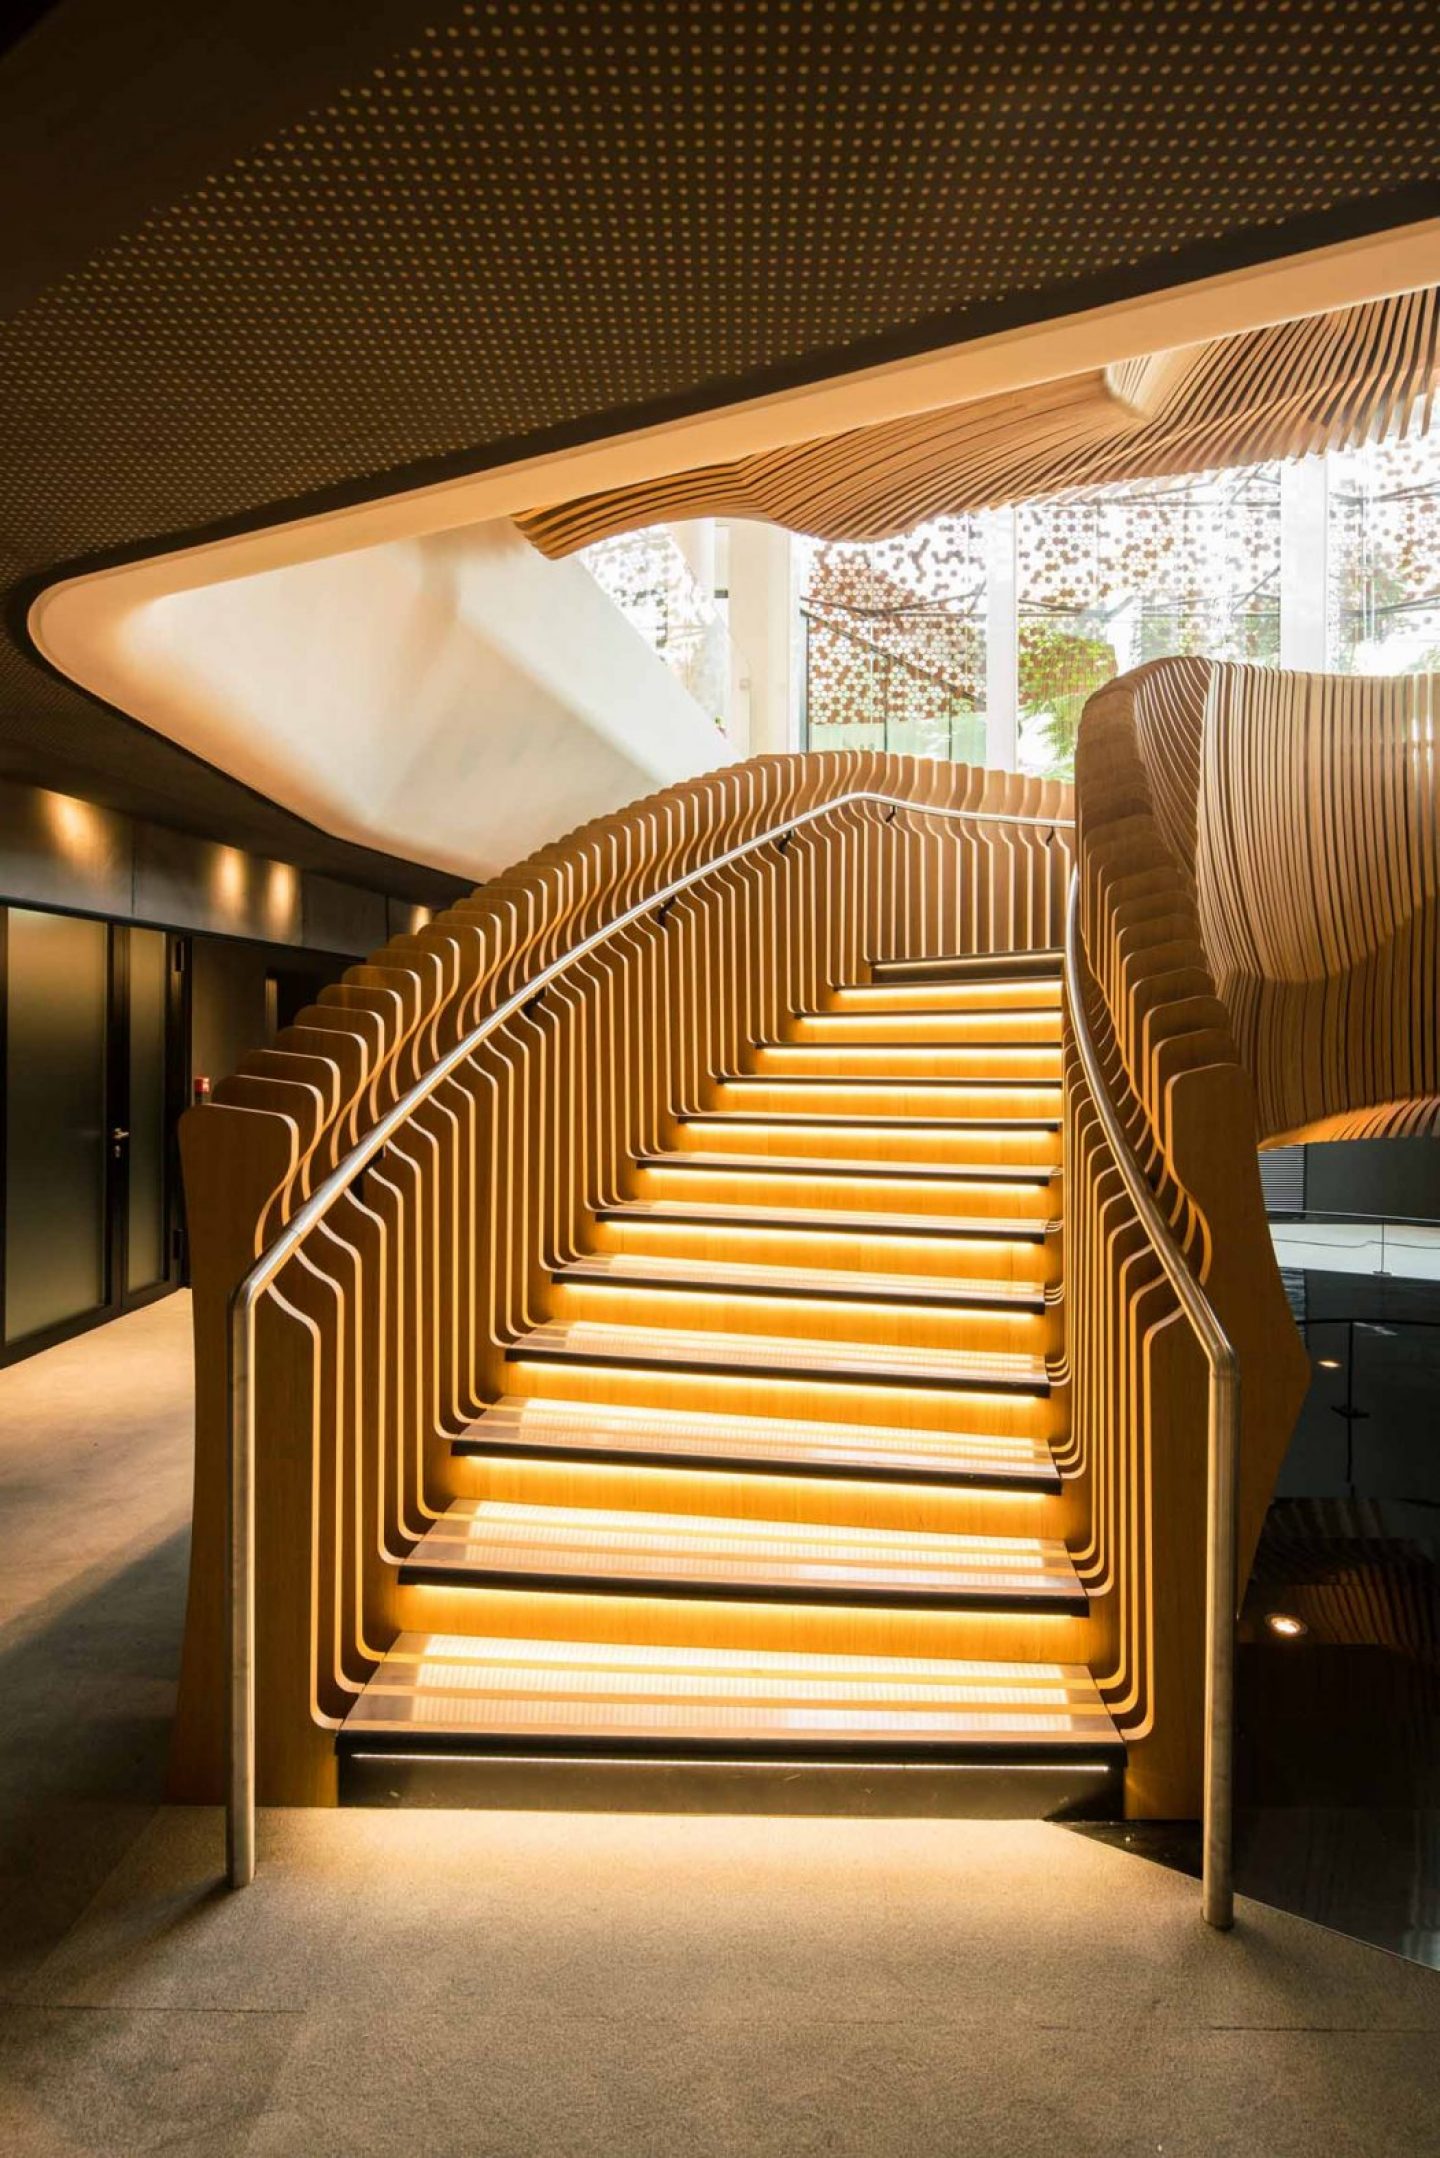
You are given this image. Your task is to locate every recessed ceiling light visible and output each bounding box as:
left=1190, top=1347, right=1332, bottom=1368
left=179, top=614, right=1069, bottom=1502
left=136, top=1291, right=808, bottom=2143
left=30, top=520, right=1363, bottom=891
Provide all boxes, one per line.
left=1265, top=1612, right=1308, bottom=1639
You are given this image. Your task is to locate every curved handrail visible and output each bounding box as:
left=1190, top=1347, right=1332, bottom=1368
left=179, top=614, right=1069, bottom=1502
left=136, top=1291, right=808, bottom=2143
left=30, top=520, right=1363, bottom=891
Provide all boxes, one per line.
left=1062, top=869, right=1239, bottom=1930
left=226, top=786, right=1075, bottom=1887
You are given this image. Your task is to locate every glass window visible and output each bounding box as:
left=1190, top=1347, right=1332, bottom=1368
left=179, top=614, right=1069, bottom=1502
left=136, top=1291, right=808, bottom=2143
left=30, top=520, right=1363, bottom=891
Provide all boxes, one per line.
left=1016, top=467, right=1282, bottom=779
left=1327, top=430, right=1440, bottom=676
left=799, top=519, right=987, bottom=765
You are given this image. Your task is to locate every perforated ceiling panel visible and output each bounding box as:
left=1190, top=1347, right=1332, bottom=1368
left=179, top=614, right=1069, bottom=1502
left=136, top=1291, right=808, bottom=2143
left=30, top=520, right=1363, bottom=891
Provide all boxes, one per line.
left=1, top=0, right=1437, bottom=871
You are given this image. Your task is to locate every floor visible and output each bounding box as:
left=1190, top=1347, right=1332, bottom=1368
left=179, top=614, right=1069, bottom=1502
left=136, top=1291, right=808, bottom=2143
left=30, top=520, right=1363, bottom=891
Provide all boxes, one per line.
left=2, top=1298, right=1439, bottom=2158
left=1270, top=1216, right=1440, bottom=1281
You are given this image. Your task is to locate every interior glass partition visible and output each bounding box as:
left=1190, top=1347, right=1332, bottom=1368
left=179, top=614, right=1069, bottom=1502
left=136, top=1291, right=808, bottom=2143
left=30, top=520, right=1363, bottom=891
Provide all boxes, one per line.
left=1328, top=431, right=1440, bottom=676
left=1015, top=466, right=1282, bottom=779
left=798, top=518, right=987, bottom=764
left=3, top=908, right=111, bottom=1345
left=1, top=909, right=182, bottom=1357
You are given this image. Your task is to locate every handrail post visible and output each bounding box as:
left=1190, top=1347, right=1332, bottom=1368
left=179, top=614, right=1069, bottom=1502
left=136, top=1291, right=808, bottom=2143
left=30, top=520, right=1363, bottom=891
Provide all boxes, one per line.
left=227, top=1287, right=256, bottom=1890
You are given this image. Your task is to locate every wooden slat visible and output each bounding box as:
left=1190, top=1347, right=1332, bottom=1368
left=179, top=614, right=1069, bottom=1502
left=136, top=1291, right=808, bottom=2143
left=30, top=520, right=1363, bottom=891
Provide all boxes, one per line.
left=516, top=289, right=1439, bottom=556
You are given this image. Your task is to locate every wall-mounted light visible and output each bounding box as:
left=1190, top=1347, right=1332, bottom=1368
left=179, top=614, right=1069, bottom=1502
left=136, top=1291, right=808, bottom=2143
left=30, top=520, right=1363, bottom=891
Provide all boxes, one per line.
left=1316, top=1357, right=1341, bottom=1370
left=1264, top=1612, right=1308, bottom=1639
left=42, top=789, right=103, bottom=867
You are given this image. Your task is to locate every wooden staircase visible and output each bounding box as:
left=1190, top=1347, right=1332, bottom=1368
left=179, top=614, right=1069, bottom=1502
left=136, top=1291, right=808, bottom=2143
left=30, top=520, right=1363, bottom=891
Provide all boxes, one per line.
left=338, top=947, right=1122, bottom=1809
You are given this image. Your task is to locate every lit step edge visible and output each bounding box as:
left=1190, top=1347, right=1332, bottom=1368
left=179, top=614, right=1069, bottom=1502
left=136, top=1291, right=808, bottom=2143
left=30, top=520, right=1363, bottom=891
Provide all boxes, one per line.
left=870, top=952, right=1063, bottom=982
left=553, top=1253, right=1047, bottom=1310
left=635, top=1151, right=1059, bottom=1184
left=677, top=1113, right=1060, bottom=1133
left=456, top=1397, right=1059, bottom=1488
left=597, top=1200, right=1057, bottom=1241
left=507, top=1322, right=1051, bottom=1395
left=398, top=1501, right=1085, bottom=1611
left=340, top=1637, right=1118, bottom=1757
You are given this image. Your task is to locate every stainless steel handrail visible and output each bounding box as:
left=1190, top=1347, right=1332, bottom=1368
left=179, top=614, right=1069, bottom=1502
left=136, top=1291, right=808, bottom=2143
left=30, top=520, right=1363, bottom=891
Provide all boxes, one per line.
left=225, top=787, right=1074, bottom=1886
left=1062, top=870, right=1240, bottom=1930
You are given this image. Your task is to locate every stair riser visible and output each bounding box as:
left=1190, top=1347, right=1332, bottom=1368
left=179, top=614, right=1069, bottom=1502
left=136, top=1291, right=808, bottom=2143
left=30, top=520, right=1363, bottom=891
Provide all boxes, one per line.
left=393, top=1581, right=1094, bottom=1665
left=503, top=1357, right=1067, bottom=1436
left=548, top=1281, right=1057, bottom=1356
left=340, top=1753, right=1120, bottom=1819
left=749, top=1046, right=1063, bottom=1081
left=667, top=1121, right=1060, bottom=1168
left=788, top=1015, right=1061, bottom=1046
left=628, top=1164, right=1057, bottom=1220
left=452, top=1454, right=1056, bottom=1535
left=870, top=954, right=1063, bottom=984
left=826, top=985, right=1062, bottom=1017
left=706, top=1082, right=1062, bottom=1122
left=586, top=1219, right=1059, bottom=1284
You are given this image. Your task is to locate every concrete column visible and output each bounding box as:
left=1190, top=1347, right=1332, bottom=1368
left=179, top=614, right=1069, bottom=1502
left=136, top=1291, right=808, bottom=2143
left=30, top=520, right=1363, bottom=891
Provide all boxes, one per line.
left=725, top=520, right=798, bottom=755
left=983, top=507, right=1018, bottom=769
left=667, top=519, right=717, bottom=599
left=1280, top=456, right=1329, bottom=671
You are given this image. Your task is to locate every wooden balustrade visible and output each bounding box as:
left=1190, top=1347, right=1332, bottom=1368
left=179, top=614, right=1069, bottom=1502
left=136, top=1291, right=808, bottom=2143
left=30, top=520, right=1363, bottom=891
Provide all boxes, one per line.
left=1066, top=654, right=1437, bottom=1814
left=170, top=751, right=1071, bottom=1805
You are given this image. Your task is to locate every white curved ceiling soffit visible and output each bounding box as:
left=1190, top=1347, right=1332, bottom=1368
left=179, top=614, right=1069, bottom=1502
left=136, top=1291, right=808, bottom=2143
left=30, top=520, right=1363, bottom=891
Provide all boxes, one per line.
left=29, top=217, right=1440, bottom=877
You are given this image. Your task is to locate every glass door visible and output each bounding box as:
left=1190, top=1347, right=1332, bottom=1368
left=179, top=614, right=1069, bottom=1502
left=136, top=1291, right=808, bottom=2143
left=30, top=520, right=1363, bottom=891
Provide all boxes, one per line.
left=2, top=911, right=182, bottom=1360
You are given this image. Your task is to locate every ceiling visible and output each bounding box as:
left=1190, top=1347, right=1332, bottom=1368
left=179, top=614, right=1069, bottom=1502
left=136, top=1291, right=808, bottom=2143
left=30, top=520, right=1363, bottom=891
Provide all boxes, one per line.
left=518, top=288, right=1440, bottom=552
left=2, top=0, right=1437, bottom=885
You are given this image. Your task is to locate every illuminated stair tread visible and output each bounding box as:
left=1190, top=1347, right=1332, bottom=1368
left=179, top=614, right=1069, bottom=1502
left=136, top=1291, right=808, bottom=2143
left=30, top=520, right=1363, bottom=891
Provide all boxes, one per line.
left=508, top=1320, right=1050, bottom=1393
left=399, top=1500, right=1083, bottom=1608
left=554, top=1251, right=1047, bottom=1309
left=826, top=984, right=1063, bottom=1013
left=597, top=1198, right=1056, bottom=1239
left=677, top=1113, right=1061, bottom=1134
left=754, top=1039, right=1061, bottom=1055
left=871, top=951, right=1063, bottom=982
left=715, top=1074, right=1060, bottom=1090
left=456, top=1395, right=1059, bottom=1486
left=790, top=1014, right=1062, bottom=1040
left=342, top=1633, right=1119, bottom=1753
left=635, top=1150, right=1058, bottom=1184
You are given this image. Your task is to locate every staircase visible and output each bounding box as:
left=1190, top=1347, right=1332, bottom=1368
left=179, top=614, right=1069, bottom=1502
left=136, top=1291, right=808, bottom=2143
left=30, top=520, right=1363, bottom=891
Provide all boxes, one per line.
left=339, top=947, right=1123, bottom=1811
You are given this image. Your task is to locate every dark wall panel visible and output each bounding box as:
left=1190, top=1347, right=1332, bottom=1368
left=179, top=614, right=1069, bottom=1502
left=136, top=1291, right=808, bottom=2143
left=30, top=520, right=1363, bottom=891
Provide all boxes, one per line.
left=1306, top=1139, right=1440, bottom=1225
left=303, top=876, right=388, bottom=958
left=189, top=939, right=272, bottom=1092
left=0, top=781, right=131, bottom=918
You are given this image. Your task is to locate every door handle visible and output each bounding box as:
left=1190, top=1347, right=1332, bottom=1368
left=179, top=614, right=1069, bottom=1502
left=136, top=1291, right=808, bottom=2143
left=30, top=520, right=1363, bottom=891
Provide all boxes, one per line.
left=112, top=1127, right=130, bottom=1141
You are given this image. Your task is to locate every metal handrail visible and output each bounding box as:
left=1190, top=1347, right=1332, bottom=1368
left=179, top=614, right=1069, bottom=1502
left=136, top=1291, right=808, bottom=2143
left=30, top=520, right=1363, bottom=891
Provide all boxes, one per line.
left=225, top=786, right=1074, bottom=1886
left=1062, top=870, right=1240, bottom=1930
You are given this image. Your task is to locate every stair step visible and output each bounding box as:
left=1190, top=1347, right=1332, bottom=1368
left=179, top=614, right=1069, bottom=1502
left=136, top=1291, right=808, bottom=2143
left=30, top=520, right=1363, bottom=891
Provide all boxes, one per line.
left=455, top=1396, right=1059, bottom=1487
left=871, top=951, right=1064, bottom=983
left=597, top=1199, right=1055, bottom=1241
left=790, top=1015, right=1061, bottom=1044
left=764, top=1037, right=1059, bottom=1053
left=398, top=1502, right=1084, bottom=1610
left=554, top=1252, right=1047, bottom=1311
left=635, top=1151, right=1058, bottom=1185
left=714, top=1075, right=1060, bottom=1093
left=677, top=1114, right=1060, bottom=1135
left=341, top=1633, right=1117, bottom=1756
left=507, top=1321, right=1050, bottom=1395
left=828, top=983, right=1062, bottom=1014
